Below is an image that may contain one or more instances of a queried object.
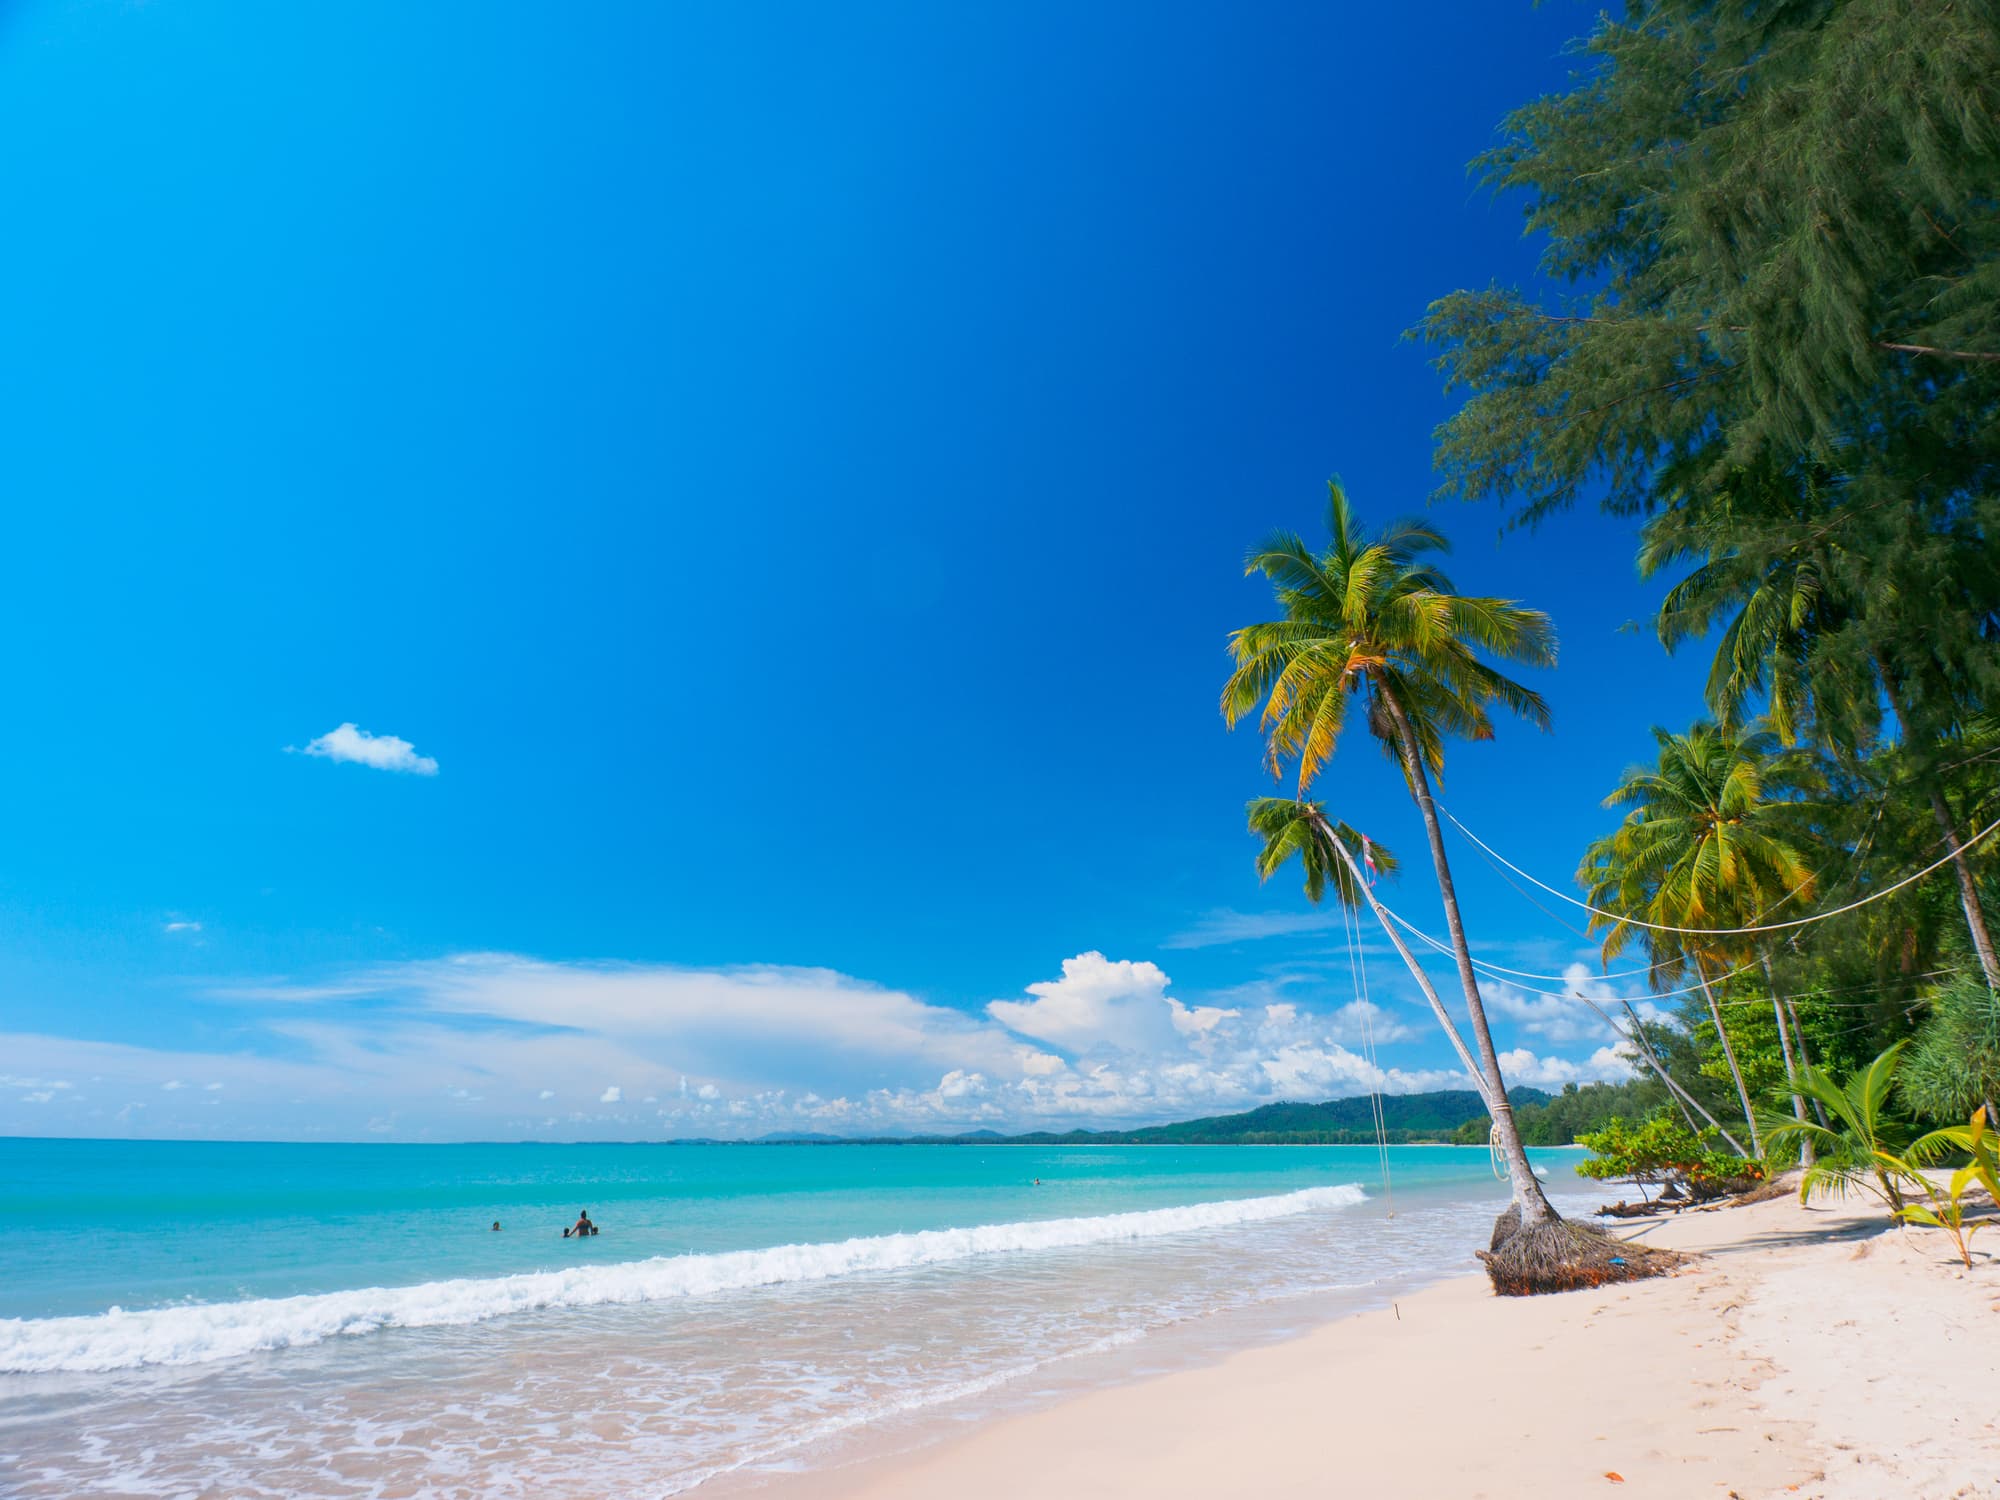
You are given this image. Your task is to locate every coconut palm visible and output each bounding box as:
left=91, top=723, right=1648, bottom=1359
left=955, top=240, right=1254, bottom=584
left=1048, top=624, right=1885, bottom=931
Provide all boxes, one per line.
left=1223, top=479, right=1560, bottom=1231
left=1577, top=721, right=1823, bottom=1158
left=1642, top=486, right=2000, bottom=990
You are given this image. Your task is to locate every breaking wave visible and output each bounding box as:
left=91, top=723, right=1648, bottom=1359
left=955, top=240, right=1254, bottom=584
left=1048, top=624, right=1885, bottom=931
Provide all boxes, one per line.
left=0, top=1184, right=1365, bottom=1373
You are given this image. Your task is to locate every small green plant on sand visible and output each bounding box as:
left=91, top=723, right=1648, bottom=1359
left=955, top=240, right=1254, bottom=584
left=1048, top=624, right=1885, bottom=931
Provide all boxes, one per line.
left=1577, top=1114, right=1763, bottom=1205
left=1767, top=1043, right=1924, bottom=1213
left=1895, top=1111, right=2000, bottom=1270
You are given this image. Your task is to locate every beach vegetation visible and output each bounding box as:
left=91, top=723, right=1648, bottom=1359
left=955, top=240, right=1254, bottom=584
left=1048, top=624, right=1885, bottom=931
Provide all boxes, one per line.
left=1899, top=975, right=2000, bottom=1131
left=1575, top=1114, right=1763, bottom=1206
left=1767, top=1043, right=1931, bottom=1214
left=1415, top=0, right=2000, bottom=1179
left=1894, top=1110, right=2000, bottom=1270
left=1577, top=721, right=1824, bottom=1157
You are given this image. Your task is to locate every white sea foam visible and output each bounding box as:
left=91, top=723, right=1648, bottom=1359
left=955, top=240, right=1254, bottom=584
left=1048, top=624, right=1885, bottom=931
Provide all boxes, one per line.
left=0, top=1184, right=1364, bottom=1373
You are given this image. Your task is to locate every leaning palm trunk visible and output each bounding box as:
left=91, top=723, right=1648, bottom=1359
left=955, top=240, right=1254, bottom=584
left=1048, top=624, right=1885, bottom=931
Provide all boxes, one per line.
left=1694, top=959, right=1761, bottom=1158
left=1313, top=816, right=1491, bottom=1096
left=1376, top=687, right=1558, bottom=1229
left=1759, top=950, right=1811, bottom=1166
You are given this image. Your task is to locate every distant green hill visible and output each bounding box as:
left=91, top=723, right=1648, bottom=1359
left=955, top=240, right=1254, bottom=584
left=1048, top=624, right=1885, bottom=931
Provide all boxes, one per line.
left=725, top=1081, right=1671, bottom=1148
left=740, top=1087, right=1556, bottom=1147
left=973, top=1088, right=1551, bottom=1146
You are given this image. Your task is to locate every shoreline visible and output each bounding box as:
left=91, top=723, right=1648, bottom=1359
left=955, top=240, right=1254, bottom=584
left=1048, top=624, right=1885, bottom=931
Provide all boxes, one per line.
left=725, top=1189, right=1996, bottom=1500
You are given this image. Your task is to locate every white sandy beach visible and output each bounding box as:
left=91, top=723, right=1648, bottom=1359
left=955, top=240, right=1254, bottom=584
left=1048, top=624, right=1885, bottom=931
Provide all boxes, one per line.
left=759, top=1188, right=1997, bottom=1500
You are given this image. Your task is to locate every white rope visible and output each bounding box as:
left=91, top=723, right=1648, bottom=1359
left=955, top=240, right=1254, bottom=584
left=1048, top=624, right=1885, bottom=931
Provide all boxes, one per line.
left=1356, top=906, right=1393, bottom=1215
left=1341, top=895, right=1394, bottom=1215
left=1439, top=805, right=2000, bottom=939
left=1380, top=906, right=1763, bottom=1000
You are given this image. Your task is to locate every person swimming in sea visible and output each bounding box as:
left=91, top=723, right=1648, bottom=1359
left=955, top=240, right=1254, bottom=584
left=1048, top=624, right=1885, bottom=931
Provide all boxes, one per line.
left=491, top=1221, right=502, bottom=1231
left=563, top=1210, right=598, bottom=1238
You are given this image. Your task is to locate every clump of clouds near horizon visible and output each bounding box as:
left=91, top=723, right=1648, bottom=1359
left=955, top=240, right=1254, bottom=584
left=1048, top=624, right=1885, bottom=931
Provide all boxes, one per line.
left=290, top=722, right=439, bottom=776
left=0, top=947, right=1641, bottom=1142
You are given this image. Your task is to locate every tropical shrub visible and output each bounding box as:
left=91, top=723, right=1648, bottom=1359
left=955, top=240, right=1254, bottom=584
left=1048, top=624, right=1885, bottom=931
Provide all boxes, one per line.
left=1577, top=1114, right=1763, bottom=1205
left=1767, top=1043, right=1923, bottom=1213
left=1900, top=975, right=2000, bottom=1129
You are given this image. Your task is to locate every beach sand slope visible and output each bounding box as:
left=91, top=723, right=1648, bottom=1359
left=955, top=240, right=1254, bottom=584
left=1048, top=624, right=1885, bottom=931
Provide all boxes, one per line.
left=770, top=1191, right=1997, bottom=1500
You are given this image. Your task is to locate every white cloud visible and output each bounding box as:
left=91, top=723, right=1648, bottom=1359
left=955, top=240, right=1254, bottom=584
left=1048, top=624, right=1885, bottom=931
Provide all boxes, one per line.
left=1482, top=965, right=1677, bottom=1046
left=1316, top=999, right=1415, bottom=1047
left=292, top=722, right=438, bottom=776
left=1495, top=1046, right=1635, bottom=1089
left=163, top=921, right=203, bottom=934
left=0, top=942, right=1612, bottom=1141
left=161, top=1079, right=186, bottom=1091
left=1162, top=908, right=1341, bottom=949
left=988, top=951, right=1207, bottom=1055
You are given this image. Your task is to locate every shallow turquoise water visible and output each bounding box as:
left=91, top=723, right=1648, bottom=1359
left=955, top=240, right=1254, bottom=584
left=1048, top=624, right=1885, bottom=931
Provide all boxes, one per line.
left=0, top=1139, right=1591, bottom=1498
left=0, top=1137, right=1574, bottom=1318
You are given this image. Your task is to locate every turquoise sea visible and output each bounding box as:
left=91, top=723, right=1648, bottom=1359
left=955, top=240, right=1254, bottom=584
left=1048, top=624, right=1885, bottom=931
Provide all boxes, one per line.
left=0, top=1138, right=1592, bottom=1497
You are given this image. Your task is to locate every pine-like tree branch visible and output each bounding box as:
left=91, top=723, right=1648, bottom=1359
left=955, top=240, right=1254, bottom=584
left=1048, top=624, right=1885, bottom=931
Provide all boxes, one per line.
left=1525, top=311, right=1999, bottom=363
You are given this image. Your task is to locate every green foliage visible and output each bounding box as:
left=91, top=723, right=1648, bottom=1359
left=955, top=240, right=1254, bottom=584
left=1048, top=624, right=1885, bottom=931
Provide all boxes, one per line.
left=1576, top=1113, right=1762, bottom=1203
left=1245, top=798, right=1397, bottom=907
left=1220, top=477, right=1554, bottom=793
left=1576, top=720, right=1822, bottom=973
left=1576, top=719, right=1827, bottom=1152
left=1420, top=0, right=2000, bottom=1045
left=1900, top=974, right=2000, bottom=1127
left=1768, top=1042, right=1930, bottom=1214
left=1895, top=1111, right=2000, bottom=1270
left=1419, top=0, right=2000, bottom=521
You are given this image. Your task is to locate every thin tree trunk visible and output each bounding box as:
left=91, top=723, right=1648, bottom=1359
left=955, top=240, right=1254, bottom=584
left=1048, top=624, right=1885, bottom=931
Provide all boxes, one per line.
left=1759, top=949, right=1811, bottom=1167
left=1695, top=959, right=1762, bottom=1158
left=1876, top=657, right=2000, bottom=989
left=1375, top=685, right=1559, bottom=1227
left=1781, top=994, right=1831, bottom=1128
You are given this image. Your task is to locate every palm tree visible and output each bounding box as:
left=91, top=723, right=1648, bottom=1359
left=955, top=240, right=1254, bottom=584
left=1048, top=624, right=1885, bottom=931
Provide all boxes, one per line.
left=1223, top=479, right=1560, bottom=1231
left=1642, top=484, right=2000, bottom=990
left=1577, top=721, right=1823, bottom=1158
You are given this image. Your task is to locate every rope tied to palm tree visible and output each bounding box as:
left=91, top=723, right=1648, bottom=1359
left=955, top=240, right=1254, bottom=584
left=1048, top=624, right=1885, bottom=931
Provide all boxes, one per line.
left=1450, top=800, right=2000, bottom=940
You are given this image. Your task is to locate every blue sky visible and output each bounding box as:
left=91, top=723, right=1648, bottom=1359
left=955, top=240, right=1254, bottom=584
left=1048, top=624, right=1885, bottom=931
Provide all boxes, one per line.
left=0, top=1, right=1716, bottom=1140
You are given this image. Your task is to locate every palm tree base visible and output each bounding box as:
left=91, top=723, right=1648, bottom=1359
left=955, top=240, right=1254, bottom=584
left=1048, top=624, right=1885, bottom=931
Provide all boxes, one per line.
left=1477, top=1213, right=1689, bottom=1297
